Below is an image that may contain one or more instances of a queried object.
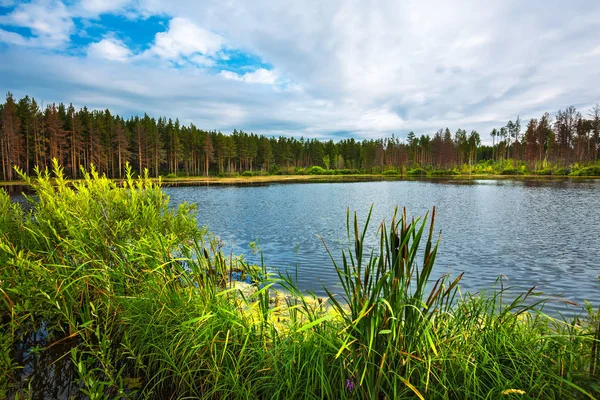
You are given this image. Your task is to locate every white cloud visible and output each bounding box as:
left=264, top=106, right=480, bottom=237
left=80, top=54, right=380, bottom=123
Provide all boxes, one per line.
left=148, top=17, right=225, bottom=60
left=0, top=0, right=74, bottom=48
left=584, top=46, right=600, bottom=58
left=75, top=0, right=133, bottom=16
left=2, top=1, right=600, bottom=141
left=0, top=28, right=29, bottom=46
left=88, top=38, right=132, bottom=62
left=244, top=69, right=278, bottom=84
left=190, top=54, right=215, bottom=67
left=221, top=68, right=278, bottom=85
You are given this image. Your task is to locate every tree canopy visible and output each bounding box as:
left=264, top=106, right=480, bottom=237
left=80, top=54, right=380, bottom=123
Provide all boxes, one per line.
left=1, top=92, right=598, bottom=180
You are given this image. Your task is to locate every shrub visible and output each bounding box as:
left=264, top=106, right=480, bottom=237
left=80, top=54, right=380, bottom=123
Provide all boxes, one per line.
left=571, top=166, right=600, bottom=176
left=555, top=167, right=571, bottom=176
left=307, top=166, right=327, bottom=175
left=241, top=170, right=254, bottom=177
left=382, top=169, right=400, bottom=176
left=500, top=167, right=520, bottom=175
left=332, top=169, right=356, bottom=175
left=269, top=164, right=281, bottom=175
left=407, top=168, right=427, bottom=176
left=430, top=169, right=459, bottom=176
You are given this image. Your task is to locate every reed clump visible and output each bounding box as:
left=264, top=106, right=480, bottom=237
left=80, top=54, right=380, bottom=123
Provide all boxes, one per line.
left=1, top=161, right=598, bottom=399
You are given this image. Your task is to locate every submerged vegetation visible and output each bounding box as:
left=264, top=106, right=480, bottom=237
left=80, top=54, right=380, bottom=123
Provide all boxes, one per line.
left=1, top=163, right=599, bottom=398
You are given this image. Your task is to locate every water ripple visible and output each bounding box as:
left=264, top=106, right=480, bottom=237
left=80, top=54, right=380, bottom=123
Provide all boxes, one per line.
left=166, top=179, right=600, bottom=317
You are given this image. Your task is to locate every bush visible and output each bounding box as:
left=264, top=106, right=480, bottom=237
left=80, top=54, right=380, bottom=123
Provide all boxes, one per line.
left=555, top=167, right=571, bottom=176
left=332, top=169, right=357, bottom=175
left=570, top=166, right=600, bottom=176
left=280, top=166, right=297, bottom=175
left=407, top=168, right=427, bottom=176
left=217, top=172, right=240, bottom=177
left=268, top=164, right=281, bottom=175
left=430, top=169, right=460, bottom=176
left=382, top=169, right=400, bottom=176
left=500, top=167, right=521, bottom=175
left=307, top=166, right=327, bottom=175
left=241, top=170, right=254, bottom=177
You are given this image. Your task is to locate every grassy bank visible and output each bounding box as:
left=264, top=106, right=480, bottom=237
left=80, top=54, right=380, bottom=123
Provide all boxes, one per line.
left=1, top=160, right=600, bottom=189
left=1, top=163, right=599, bottom=399
left=158, top=172, right=600, bottom=186
left=3, top=172, right=600, bottom=192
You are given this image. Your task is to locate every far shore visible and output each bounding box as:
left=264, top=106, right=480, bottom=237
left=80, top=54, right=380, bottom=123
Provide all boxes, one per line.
left=2, top=172, right=600, bottom=188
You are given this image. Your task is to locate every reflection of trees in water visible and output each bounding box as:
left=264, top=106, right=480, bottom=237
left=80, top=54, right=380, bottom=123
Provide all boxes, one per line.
left=1, top=185, right=29, bottom=196
left=11, top=327, right=82, bottom=399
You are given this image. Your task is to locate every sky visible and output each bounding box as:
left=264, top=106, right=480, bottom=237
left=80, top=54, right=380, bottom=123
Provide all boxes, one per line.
left=0, top=0, right=599, bottom=142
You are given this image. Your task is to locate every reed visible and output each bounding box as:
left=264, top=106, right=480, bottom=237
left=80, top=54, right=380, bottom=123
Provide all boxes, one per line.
left=0, top=162, right=598, bottom=399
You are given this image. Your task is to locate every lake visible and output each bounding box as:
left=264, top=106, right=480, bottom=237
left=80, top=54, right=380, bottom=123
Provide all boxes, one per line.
left=165, top=178, right=600, bottom=316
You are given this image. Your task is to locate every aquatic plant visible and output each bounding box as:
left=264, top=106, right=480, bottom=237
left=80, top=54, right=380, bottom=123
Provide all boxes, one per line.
left=0, top=162, right=598, bottom=399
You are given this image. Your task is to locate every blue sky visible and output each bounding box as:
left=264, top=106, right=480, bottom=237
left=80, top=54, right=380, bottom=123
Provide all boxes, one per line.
left=0, top=0, right=599, bottom=142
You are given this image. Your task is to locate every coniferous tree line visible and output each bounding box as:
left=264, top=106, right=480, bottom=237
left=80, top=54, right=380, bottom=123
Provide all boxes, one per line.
left=1, top=92, right=599, bottom=181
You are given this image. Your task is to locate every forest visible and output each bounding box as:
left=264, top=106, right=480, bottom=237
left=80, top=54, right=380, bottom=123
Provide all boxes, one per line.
left=1, top=92, right=599, bottom=181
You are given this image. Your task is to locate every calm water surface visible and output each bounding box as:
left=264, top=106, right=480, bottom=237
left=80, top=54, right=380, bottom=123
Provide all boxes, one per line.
left=166, top=179, right=600, bottom=316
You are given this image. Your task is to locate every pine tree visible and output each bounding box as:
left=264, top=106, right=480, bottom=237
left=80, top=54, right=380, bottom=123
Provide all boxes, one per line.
left=1, top=92, right=22, bottom=180
left=203, top=133, right=214, bottom=177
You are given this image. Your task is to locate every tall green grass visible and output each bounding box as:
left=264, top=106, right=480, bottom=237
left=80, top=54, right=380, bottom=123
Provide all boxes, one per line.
left=1, top=161, right=598, bottom=399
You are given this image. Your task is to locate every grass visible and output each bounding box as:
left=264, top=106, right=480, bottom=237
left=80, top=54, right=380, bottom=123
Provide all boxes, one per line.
left=3, top=164, right=600, bottom=190
left=1, top=161, right=599, bottom=399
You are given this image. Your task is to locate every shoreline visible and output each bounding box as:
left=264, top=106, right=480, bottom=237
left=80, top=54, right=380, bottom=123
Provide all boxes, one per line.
left=2, top=173, right=600, bottom=188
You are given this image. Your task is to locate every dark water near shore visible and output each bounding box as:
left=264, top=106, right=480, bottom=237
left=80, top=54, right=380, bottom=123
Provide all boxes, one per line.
left=166, top=179, right=600, bottom=316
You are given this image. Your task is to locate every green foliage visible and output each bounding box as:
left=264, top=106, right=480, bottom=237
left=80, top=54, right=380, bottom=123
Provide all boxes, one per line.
left=322, top=207, right=459, bottom=397
left=500, top=167, right=523, bottom=175
left=279, top=166, right=297, bottom=175
left=555, top=167, right=572, bottom=176
left=307, top=166, right=328, bottom=175
left=430, top=169, right=460, bottom=176
left=370, top=166, right=382, bottom=175
left=0, top=188, right=23, bottom=245
left=241, top=170, right=254, bottom=177
left=217, top=172, right=240, bottom=177
left=331, top=169, right=357, bottom=175
left=1, top=162, right=598, bottom=399
left=15, top=160, right=200, bottom=260
left=268, top=164, right=281, bottom=175
left=0, top=329, right=17, bottom=398
left=570, top=165, right=600, bottom=176
left=300, top=167, right=355, bottom=175
left=323, top=155, right=331, bottom=170
left=382, top=169, right=400, bottom=176
left=2, top=93, right=600, bottom=182
left=407, top=167, right=427, bottom=176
